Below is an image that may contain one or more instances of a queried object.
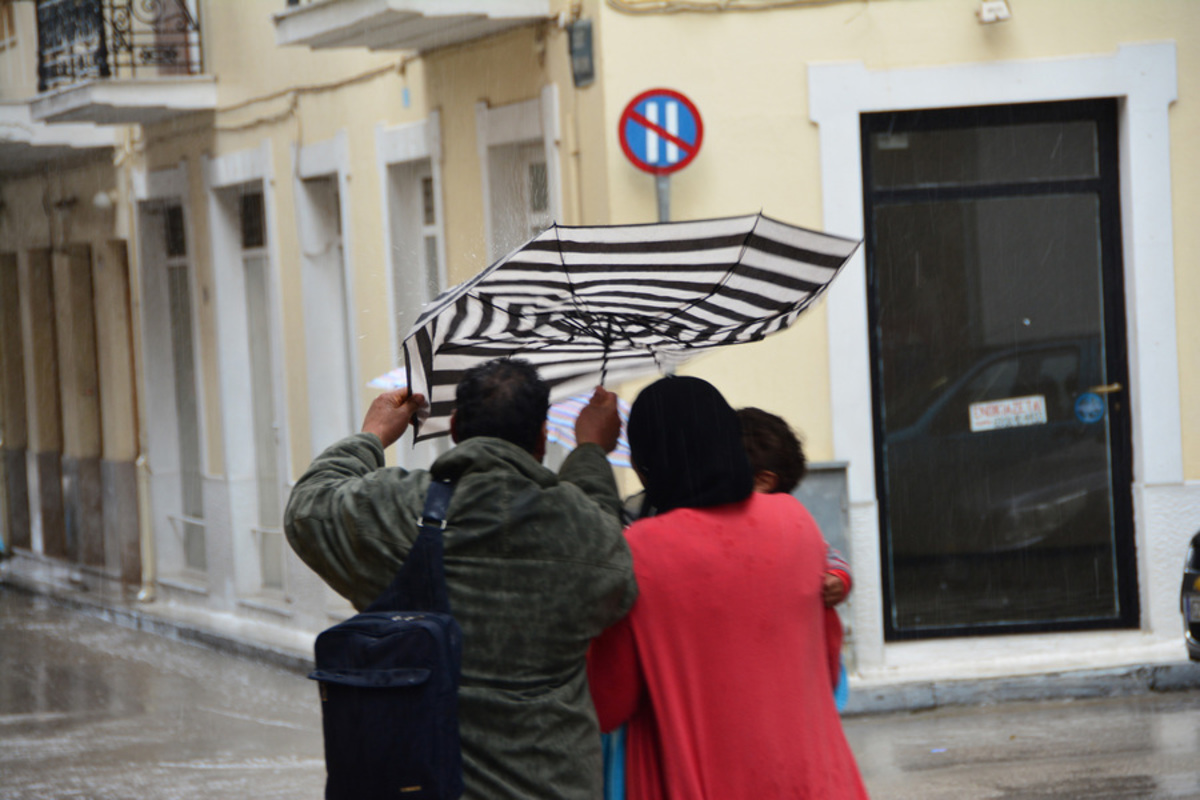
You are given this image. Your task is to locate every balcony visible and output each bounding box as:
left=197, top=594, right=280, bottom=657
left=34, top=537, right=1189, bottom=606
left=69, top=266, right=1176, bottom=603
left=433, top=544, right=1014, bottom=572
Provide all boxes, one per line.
left=30, top=0, right=215, bottom=125
left=274, top=0, right=551, bottom=53
left=0, top=101, right=118, bottom=175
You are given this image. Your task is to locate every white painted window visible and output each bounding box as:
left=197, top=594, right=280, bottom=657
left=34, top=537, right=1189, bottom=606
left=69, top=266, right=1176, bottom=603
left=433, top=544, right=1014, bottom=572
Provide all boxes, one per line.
left=298, top=175, right=356, bottom=456
left=203, top=143, right=292, bottom=602
left=476, top=89, right=563, bottom=265
left=163, top=205, right=205, bottom=573
left=238, top=188, right=285, bottom=591
left=488, top=141, right=551, bottom=261
left=386, top=158, right=450, bottom=469
left=387, top=159, right=444, bottom=355
left=377, top=117, right=451, bottom=470
left=138, top=195, right=207, bottom=579
left=421, top=174, right=441, bottom=298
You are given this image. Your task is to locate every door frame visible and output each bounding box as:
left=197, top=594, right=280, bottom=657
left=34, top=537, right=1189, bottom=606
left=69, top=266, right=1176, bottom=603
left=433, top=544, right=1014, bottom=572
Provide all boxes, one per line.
left=132, top=163, right=210, bottom=583
left=202, top=142, right=292, bottom=603
left=860, top=99, right=1136, bottom=639
left=809, top=43, right=1181, bottom=670
left=294, top=131, right=360, bottom=458
left=377, top=114, right=447, bottom=365
left=475, top=86, right=564, bottom=263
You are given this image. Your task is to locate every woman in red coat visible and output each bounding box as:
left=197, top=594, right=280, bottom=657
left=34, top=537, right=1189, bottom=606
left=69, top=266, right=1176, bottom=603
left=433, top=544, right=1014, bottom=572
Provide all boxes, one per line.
left=588, top=376, right=869, bottom=800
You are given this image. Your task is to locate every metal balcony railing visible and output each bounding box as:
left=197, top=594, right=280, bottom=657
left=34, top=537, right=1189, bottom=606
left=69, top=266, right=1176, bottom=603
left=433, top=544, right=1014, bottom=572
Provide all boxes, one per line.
left=36, top=0, right=202, bottom=93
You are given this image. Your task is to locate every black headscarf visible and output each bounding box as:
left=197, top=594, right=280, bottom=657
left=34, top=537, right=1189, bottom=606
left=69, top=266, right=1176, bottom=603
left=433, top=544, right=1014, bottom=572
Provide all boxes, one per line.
left=627, top=375, right=754, bottom=514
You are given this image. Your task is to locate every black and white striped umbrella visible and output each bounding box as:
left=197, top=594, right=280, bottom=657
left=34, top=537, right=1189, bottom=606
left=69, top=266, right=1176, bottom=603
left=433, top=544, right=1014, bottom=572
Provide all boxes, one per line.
left=401, top=213, right=860, bottom=441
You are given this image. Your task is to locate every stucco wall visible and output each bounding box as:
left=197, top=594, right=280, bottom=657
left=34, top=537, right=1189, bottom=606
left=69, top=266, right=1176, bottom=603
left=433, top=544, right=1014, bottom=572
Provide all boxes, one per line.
left=585, top=0, right=1199, bottom=678
left=0, top=0, right=38, bottom=100
left=2, top=0, right=1196, bottom=679
left=592, top=0, right=1199, bottom=482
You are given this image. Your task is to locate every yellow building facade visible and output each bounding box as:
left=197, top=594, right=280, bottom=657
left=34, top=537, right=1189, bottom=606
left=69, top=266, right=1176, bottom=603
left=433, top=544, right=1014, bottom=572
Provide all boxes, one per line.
left=1, top=0, right=1197, bottom=688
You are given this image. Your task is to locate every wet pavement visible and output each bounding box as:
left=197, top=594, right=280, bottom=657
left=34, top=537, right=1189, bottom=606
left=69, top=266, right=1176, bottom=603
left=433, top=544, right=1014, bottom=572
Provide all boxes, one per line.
left=0, top=588, right=324, bottom=799
left=3, top=586, right=1200, bottom=799
left=843, top=691, right=1200, bottom=799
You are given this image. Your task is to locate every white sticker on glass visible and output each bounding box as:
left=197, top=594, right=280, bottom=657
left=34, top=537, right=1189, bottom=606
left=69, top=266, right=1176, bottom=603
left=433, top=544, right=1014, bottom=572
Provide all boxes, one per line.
left=969, top=395, right=1047, bottom=432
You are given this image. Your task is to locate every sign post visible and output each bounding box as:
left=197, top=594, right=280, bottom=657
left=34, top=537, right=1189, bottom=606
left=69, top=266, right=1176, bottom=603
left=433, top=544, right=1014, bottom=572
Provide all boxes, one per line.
left=618, top=88, right=704, bottom=222
left=655, top=175, right=670, bottom=222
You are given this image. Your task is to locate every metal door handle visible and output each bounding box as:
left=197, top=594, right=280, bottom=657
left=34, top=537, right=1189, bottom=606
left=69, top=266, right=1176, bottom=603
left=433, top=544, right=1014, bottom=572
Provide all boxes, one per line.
left=1088, top=383, right=1123, bottom=394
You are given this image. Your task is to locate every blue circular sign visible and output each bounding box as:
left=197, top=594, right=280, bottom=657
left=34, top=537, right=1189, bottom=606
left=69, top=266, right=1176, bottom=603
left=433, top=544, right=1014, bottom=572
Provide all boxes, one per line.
left=618, top=88, right=704, bottom=175
left=1074, top=392, right=1106, bottom=424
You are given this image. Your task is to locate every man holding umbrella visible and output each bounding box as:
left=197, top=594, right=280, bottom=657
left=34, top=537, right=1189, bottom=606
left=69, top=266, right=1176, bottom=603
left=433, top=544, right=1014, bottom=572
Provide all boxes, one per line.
left=285, top=358, right=637, bottom=800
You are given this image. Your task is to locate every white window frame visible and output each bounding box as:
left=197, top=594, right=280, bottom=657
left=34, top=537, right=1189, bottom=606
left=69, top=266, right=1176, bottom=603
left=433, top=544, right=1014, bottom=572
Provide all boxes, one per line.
left=131, top=163, right=210, bottom=585
left=375, top=113, right=453, bottom=470
left=377, top=113, right=448, bottom=368
left=294, top=131, right=360, bottom=457
left=201, top=142, right=292, bottom=603
left=808, top=42, right=1181, bottom=672
left=476, top=85, right=563, bottom=262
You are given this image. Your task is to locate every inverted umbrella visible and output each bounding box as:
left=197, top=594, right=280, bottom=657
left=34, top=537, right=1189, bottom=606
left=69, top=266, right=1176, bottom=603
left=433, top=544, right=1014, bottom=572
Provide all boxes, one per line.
left=368, top=368, right=632, bottom=467
left=402, top=212, right=860, bottom=440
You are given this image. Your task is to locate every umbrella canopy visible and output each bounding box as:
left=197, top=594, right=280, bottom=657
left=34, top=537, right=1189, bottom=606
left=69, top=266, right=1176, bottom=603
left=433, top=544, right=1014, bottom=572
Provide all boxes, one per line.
left=402, top=212, right=860, bottom=440
left=369, top=368, right=632, bottom=467
left=544, top=392, right=632, bottom=468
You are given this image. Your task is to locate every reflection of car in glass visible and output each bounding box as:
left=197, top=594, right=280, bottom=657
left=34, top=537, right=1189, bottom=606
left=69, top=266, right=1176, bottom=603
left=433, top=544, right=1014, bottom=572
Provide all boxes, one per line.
left=1183, top=531, right=1200, bottom=661
left=885, top=337, right=1113, bottom=560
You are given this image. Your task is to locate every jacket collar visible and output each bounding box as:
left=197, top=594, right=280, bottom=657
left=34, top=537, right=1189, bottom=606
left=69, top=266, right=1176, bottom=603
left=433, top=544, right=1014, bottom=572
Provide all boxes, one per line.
left=430, top=436, right=556, bottom=487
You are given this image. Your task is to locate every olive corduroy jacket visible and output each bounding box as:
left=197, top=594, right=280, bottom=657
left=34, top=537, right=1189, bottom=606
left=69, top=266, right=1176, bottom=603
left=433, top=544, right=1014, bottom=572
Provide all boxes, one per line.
left=285, top=433, right=638, bottom=800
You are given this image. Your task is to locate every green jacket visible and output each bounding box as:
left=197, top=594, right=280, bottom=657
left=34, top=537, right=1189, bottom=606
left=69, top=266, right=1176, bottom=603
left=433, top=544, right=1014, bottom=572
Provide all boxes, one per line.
left=285, top=433, right=637, bottom=800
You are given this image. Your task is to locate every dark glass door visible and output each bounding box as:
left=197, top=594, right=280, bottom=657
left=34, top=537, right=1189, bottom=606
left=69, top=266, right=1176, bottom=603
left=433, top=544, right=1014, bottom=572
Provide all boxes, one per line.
left=862, top=100, right=1137, bottom=638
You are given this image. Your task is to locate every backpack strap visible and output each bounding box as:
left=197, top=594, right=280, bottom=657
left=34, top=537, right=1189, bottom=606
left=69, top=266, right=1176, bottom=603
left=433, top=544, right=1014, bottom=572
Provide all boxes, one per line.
left=366, top=479, right=455, bottom=615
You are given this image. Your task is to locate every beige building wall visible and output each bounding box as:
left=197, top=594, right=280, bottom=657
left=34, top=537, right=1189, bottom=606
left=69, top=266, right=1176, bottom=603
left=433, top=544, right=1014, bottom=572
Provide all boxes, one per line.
left=0, top=0, right=38, bottom=100
left=593, top=0, right=1200, bottom=478
left=0, top=159, right=131, bottom=450
left=0, top=0, right=1195, bottom=684
left=1170, top=27, right=1200, bottom=482
left=427, top=28, right=548, bottom=285
left=137, top=4, right=408, bottom=479
left=561, top=0, right=1198, bottom=680
left=113, top=10, right=400, bottom=618
left=0, top=147, right=138, bottom=571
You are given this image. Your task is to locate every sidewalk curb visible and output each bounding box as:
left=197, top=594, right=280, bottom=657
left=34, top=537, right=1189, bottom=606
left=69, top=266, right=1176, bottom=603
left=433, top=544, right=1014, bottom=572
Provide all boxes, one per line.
left=5, top=560, right=1200, bottom=716
left=842, top=660, right=1200, bottom=716
left=1, top=569, right=314, bottom=675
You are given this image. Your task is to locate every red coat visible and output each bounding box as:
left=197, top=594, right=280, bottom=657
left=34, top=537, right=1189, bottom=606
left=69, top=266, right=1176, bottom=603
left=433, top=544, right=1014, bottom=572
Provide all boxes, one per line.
left=588, top=492, right=869, bottom=800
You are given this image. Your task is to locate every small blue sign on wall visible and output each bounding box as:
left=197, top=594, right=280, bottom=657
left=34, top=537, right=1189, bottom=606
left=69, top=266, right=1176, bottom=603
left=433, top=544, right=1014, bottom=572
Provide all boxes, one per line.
left=1074, top=392, right=1106, bottom=424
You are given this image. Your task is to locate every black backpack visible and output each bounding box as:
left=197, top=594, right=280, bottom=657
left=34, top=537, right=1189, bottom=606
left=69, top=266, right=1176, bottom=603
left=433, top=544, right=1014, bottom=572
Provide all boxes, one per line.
left=309, top=479, right=464, bottom=800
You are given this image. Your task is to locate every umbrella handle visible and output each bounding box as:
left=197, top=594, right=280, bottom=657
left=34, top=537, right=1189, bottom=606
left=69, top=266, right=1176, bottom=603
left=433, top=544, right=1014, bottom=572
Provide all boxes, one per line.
left=600, top=317, right=614, bottom=387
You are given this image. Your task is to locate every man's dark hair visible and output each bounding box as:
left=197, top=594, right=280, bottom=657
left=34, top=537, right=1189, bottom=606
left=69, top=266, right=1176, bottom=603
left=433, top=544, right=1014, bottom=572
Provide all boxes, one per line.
left=737, top=407, right=807, bottom=494
left=454, top=358, right=550, bottom=454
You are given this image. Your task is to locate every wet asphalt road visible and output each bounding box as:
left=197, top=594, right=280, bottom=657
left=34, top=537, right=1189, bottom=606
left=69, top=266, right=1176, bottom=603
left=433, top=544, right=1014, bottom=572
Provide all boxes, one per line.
left=843, top=690, right=1200, bottom=799
left=2, top=587, right=1199, bottom=799
left=0, top=589, right=324, bottom=799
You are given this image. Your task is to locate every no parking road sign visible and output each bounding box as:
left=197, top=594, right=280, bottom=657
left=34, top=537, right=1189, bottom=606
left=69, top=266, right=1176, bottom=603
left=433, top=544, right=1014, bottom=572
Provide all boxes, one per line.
left=619, top=88, right=704, bottom=176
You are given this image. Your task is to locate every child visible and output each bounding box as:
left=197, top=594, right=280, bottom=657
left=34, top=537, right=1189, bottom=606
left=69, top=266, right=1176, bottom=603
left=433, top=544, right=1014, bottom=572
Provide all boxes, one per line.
left=737, top=407, right=851, bottom=701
